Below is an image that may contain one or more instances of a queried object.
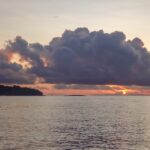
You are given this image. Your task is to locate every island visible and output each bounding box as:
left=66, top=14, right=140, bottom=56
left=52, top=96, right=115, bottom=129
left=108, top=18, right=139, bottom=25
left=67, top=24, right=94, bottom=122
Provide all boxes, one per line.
left=0, top=85, right=43, bottom=96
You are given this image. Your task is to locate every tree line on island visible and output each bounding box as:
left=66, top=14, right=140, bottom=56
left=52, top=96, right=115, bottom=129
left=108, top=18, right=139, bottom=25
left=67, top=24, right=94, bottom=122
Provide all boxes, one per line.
left=0, top=85, right=43, bottom=96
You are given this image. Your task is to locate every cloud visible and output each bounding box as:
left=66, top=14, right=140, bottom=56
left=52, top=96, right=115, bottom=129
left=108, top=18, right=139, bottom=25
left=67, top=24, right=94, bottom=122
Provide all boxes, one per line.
left=0, top=37, right=43, bottom=84
left=1, top=27, right=150, bottom=86
left=54, top=84, right=111, bottom=90
left=0, top=59, right=36, bottom=84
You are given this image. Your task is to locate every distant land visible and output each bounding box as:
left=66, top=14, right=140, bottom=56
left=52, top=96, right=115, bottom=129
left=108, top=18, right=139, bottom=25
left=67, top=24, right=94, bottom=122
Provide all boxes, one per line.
left=67, top=95, right=85, bottom=96
left=0, top=85, right=43, bottom=96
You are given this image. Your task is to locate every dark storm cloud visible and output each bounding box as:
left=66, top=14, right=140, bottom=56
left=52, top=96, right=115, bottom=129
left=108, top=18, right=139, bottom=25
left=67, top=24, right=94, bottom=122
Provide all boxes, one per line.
left=6, top=36, right=44, bottom=68
left=1, top=27, right=150, bottom=85
left=0, top=37, right=42, bottom=84
left=0, top=36, right=50, bottom=84
left=41, top=28, right=150, bottom=86
left=0, top=52, right=36, bottom=84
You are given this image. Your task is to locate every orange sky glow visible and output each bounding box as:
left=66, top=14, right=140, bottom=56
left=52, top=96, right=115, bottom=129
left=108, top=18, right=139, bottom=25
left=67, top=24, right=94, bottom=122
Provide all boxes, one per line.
left=20, top=84, right=150, bottom=96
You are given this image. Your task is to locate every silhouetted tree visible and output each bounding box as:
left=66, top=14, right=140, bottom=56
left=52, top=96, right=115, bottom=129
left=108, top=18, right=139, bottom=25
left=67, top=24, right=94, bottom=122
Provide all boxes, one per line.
left=0, top=85, right=43, bottom=96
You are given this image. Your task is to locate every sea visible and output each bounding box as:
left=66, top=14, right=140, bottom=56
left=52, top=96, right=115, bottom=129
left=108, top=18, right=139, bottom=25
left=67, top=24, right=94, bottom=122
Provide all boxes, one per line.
left=0, top=96, right=150, bottom=150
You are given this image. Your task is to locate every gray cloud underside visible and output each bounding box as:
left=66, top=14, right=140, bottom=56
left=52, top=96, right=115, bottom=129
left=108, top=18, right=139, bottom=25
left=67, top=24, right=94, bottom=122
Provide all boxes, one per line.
left=54, top=84, right=111, bottom=90
left=0, top=27, right=150, bottom=85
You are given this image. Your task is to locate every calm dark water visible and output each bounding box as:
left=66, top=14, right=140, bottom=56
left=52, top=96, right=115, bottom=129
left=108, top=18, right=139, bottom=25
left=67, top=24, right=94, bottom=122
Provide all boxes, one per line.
left=0, top=96, right=150, bottom=150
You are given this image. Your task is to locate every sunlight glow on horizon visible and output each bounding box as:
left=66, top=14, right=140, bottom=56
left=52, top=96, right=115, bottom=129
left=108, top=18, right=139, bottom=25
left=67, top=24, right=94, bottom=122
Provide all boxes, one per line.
left=19, top=84, right=150, bottom=96
left=122, top=90, right=127, bottom=95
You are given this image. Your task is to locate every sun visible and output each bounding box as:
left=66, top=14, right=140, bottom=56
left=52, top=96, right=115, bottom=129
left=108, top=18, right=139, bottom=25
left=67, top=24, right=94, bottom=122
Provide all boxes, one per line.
left=122, top=90, right=127, bottom=95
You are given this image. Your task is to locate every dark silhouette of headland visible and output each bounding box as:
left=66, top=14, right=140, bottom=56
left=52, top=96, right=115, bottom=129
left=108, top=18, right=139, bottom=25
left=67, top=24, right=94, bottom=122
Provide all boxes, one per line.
left=0, top=85, right=43, bottom=96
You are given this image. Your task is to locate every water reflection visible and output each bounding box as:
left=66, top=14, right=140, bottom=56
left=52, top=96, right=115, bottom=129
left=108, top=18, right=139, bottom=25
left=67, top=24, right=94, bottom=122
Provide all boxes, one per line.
left=0, top=96, right=150, bottom=150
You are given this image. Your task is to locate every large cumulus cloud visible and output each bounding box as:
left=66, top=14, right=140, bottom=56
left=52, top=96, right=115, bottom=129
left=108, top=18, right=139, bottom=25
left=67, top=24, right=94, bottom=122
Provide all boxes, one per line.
left=1, top=27, right=150, bottom=85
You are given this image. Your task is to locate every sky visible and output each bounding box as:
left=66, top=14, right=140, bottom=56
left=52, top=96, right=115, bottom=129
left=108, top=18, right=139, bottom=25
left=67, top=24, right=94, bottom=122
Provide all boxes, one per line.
left=0, top=0, right=150, bottom=49
left=0, top=0, right=150, bottom=95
